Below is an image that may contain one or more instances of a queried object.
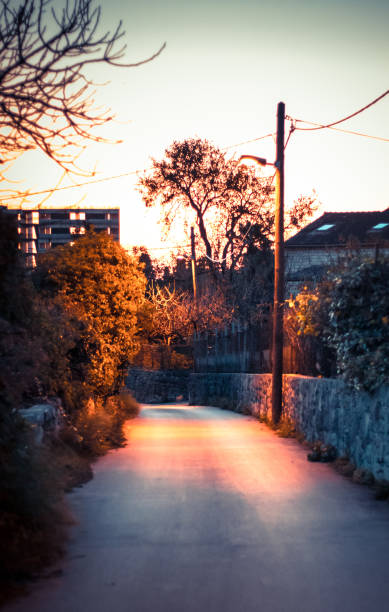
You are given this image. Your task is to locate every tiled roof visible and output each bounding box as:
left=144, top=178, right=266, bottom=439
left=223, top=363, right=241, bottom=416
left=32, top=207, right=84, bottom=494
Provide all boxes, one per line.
left=285, top=209, right=389, bottom=248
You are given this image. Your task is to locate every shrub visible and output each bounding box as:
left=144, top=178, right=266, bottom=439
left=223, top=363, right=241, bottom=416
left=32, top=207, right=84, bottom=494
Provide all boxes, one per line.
left=0, top=418, right=71, bottom=593
left=69, top=391, right=140, bottom=456
left=117, top=389, right=141, bottom=418
left=35, top=231, right=149, bottom=399
left=0, top=219, right=142, bottom=596
left=289, top=257, right=389, bottom=392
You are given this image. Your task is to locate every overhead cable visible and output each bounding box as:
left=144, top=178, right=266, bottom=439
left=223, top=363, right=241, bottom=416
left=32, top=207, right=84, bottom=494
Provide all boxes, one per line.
left=289, top=89, right=389, bottom=132
left=0, top=134, right=276, bottom=203
left=285, top=118, right=389, bottom=142
left=222, top=133, right=274, bottom=150
left=0, top=170, right=142, bottom=202
left=3, top=88, right=387, bottom=205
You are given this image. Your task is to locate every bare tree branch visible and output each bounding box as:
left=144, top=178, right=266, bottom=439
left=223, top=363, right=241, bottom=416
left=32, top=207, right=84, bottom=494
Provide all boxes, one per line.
left=0, top=0, right=165, bottom=173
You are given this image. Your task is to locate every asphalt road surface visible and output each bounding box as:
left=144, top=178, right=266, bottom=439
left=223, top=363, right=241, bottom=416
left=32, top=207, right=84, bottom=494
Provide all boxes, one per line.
left=5, top=403, right=389, bottom=612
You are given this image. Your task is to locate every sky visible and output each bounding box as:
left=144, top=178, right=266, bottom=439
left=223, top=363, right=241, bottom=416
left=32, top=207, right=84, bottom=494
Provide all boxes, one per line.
left=3, top=0, right=389, bottom=256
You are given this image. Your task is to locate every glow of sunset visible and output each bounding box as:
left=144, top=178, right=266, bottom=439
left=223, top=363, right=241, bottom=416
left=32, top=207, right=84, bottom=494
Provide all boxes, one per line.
left=124, top=406, right=310, bottom=498
left=4, top=0, right=389, bottom=255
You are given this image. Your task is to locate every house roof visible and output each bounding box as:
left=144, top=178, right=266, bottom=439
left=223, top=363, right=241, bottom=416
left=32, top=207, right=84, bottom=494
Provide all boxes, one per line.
left=285, top=209, right=389, bottom=248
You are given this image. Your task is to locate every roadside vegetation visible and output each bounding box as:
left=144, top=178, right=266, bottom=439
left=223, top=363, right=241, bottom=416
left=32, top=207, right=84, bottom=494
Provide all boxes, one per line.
left=0, top=218, right=144, bottom=599
left=286, top=255, right=389, bottom=391
left=134, top=137, right=317, bottom=370
left=0, top=0, right=161, bottom=596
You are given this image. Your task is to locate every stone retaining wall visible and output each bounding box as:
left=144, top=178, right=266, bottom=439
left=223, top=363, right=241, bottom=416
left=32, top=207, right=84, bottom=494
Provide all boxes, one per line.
left=19, top=400, right=62, bottom=444
left=189, top=373, right=389, bottom=481
left=126, top=368, right=190, bottom=403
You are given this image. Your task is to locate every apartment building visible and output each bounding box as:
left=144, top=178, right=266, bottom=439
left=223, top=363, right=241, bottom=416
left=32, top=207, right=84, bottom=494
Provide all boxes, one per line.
left=3, top=207, right=120, bottom=267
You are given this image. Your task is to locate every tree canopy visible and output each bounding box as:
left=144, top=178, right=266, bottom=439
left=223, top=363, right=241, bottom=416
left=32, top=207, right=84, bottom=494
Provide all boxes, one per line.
left=138, top=138, right=316, bottom=274
left=36, top=231, right=149, bottom=397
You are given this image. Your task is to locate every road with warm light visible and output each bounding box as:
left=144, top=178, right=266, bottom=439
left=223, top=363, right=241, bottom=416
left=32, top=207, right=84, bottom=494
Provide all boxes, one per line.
left=6, top=403, right=389, bottom=612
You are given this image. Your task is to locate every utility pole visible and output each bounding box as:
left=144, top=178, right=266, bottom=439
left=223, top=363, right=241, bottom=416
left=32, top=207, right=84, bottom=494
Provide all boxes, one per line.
left=190, top=225, right=197, bottom=305
left=271, top=101, right=285, bottom=424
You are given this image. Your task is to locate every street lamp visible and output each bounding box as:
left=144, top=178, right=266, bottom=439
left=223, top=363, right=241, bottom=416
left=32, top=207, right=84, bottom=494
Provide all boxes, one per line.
left=238, top=155, right=269, bottom=167
left=239, top=102, right=285, bottom=424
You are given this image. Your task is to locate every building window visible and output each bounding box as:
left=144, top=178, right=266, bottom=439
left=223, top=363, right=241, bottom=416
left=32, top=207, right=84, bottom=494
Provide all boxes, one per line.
left=316, top=224, right=335, bottom=231
left=25, top=211, right=39, bottom=224
left=50, top=212, right=69, bottom=220
left=70, top=212, right=86, bottom=220
left=26, top=226, right=37, bottom=239
left=51, top=227, right=70, bottom=234
left=371, top=222, right=389, bottom=231
left=23, top=241, right=37, bottom=254
left=86, top=212, right=106, bottom=220
left=26, top=255, right=36, bottom=268
left=70, top=226, right=86, bottom=235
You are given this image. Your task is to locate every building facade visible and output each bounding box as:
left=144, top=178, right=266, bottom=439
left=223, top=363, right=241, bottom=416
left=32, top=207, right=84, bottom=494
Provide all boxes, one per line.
left=3, top=207, right=120, bottom=267
left=285, top=209, right=389, bottom=295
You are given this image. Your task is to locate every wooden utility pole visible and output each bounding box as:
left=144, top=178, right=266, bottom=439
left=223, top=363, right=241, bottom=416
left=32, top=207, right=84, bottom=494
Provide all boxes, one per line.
left=271, top=101, right=285, bottom=424
left=190, top=226, right=197, bottom=304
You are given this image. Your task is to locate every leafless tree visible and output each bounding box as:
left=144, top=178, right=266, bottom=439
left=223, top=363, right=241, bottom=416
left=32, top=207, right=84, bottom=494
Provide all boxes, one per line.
left=0, top=0, right=164, bottom=172
left=147, top=283, right=232, bottom=346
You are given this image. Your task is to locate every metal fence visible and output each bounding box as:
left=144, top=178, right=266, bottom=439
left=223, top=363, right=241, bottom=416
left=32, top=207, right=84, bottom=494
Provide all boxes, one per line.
left=193, top=318, right=334, bottom=377
left=193, top=319, right=271, bottom=374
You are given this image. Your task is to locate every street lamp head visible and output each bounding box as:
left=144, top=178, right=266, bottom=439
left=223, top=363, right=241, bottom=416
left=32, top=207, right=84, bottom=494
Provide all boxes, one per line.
left=238, top=154, right=268, bottom=167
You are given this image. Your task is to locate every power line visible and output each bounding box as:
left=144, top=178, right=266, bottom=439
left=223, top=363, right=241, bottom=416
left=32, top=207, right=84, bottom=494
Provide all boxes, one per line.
left=3, top=88, right=387, bottom=205
left=289, top=88, right=389, bottom=132
left=0, top=169, right=142, bottom=202
left=285, top=117, right=389, bottom=142
left=284, top=121, right=296, bottom=150
left=222, top=133, right=274, bottom=150
left=0, top=133, right=276, bottom=203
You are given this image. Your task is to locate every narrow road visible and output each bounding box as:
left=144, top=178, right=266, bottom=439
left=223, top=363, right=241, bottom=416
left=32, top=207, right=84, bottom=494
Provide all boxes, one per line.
left=6, top=404, right=389, bottom=612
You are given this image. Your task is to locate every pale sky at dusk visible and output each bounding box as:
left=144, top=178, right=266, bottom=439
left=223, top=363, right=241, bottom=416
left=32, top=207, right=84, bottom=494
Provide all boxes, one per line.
left=4, top=0, right=389, bottom=254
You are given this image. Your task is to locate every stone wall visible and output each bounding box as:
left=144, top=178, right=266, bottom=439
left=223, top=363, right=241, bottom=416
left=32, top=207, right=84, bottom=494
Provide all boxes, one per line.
left=19, top=400, right=62, bottom=444
left=126, top=368, right=190, bottom=403
left=189, top=373, right=389, bottom=481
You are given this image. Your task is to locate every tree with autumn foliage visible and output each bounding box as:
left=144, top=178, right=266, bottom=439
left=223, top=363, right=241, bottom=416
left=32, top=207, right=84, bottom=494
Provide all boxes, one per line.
left=36, top=231, right=150, bottom=400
